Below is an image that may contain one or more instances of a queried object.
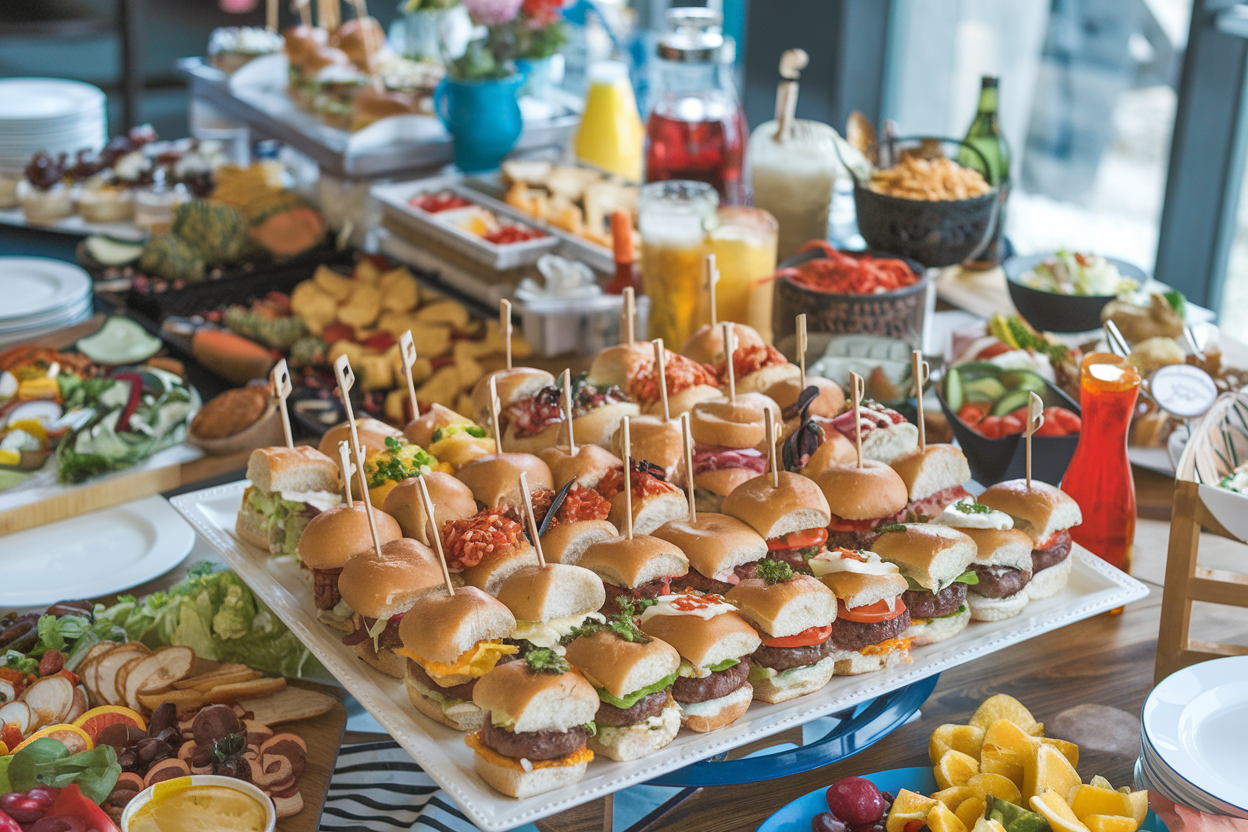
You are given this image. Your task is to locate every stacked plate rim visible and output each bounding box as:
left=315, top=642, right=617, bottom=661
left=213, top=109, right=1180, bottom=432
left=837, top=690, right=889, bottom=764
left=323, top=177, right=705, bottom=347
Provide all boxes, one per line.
left=1138, top=655, right=1248, bottom=818
left=0, top=257, right=94, bottom=347
left=0, top=78, right=107, bottom=171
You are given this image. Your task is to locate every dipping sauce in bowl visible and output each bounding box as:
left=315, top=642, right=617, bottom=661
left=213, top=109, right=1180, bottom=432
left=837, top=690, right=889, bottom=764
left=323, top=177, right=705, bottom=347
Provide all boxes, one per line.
left=122, top=776, right=275, bottom=832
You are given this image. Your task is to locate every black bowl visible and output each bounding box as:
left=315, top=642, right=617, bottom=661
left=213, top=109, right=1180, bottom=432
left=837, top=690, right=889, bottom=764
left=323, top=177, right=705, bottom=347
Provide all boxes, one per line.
left=850, top=137, right=1000, bottom=268
left=936, top=365, right=1082, bottom=486
left=1003, top=254, right=1146, bottom=333
left=771, top=247, right=929, bottom=352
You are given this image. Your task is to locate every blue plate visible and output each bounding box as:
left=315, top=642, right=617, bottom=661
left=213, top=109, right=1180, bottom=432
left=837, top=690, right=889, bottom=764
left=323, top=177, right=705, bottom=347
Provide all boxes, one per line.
left=757, top=767, right=1170, bottom=832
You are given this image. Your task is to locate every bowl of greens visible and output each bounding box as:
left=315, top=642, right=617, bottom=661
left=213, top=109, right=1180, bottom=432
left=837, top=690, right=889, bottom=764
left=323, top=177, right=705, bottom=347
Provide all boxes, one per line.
left=1004, top=251, right=1145, bottom=333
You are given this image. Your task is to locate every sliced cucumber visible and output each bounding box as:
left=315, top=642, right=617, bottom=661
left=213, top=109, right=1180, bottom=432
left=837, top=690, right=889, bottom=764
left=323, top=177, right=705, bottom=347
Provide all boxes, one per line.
left=86, top=235, right=144, bottom=266
left=944, top=367, right=964, bottom=412
left=965, top=377, right=1007, bottom=402
left=1015, top=372, right=1048, bottom=393
left=993, top=389, right=1033, bottom=417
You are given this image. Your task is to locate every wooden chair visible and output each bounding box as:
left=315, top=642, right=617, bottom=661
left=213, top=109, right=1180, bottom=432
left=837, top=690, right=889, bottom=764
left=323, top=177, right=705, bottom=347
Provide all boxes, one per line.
left=1155, top=392, right=1248, bottom=683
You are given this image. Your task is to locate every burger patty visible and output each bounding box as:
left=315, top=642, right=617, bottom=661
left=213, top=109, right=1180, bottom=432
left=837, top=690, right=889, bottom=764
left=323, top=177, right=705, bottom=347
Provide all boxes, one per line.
left=342, top=615, right=403, bottom=649
left=826, top=529, right=883, bottom=551
left=902, top=583, right=966, bottom=620
left=479, top=718, right=589, bottom=761
left=1032, top=530, right=1072, bottom=573
left=971, top=565, right=1031, bottom=599
left=312, top=568, right=343, bottom=611
left=831, top=609, right=911, bottom=651
left=602, top=578, right=671, bottom=615
left=672, top=658, right=751, bottom=703
left=594, top=690, right=670, bottom=727
left=753, top=638, right=837, bottom=673
left=671, top=562, right=760, bottom=595
left=407, top=659, right=478, bottom=702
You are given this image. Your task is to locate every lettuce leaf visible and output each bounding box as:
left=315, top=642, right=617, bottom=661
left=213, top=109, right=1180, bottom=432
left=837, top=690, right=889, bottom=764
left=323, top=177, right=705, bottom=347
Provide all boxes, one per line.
left=5, top=739, right=120, bottom=805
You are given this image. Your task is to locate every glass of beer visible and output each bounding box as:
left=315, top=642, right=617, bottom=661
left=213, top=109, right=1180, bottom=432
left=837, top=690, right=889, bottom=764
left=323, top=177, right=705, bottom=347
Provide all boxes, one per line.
left=639, top=180, right=718, bottom=347
left=707, top=206, right=779, bottom=340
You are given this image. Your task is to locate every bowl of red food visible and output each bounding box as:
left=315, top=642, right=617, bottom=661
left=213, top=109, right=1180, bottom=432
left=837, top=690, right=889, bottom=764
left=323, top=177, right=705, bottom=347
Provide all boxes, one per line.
left=771, top=242, right=929, bottom=354
left=938, top=362, right=1082, bottom=485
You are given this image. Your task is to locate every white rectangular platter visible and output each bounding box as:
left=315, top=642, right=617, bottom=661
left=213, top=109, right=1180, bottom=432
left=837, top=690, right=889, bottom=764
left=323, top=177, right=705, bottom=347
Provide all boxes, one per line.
left=172, top=481, right=1150, bottom=832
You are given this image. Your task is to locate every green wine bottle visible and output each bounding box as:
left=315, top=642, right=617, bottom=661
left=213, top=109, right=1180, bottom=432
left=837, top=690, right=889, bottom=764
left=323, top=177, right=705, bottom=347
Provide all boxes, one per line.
left=961, top=76, right=1011, bottom=267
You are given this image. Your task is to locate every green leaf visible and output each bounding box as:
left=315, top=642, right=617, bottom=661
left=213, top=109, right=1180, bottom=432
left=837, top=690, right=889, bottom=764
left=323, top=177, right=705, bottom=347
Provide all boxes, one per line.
left=596, top=672, right=678, bottom=709
left=954, top=570, right=980, bottom=586
left=706, top=658, right=740, bottom=672
left=1163, top=290, right=1186, bottom=316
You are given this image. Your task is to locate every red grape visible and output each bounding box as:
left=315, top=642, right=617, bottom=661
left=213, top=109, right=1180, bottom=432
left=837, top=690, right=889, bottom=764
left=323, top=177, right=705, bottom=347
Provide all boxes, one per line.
left=825, top=777, right=886, bottom=826
left=25, top=788, right=59, bottom=808
left=812, top=812, right=849, bottom=832
left=31, top=818, right=86, bottom=832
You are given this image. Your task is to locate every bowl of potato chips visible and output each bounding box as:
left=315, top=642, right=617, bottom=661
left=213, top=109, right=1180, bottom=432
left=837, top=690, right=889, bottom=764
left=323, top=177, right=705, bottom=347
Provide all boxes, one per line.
left=849, top=137, right=999, bottom=269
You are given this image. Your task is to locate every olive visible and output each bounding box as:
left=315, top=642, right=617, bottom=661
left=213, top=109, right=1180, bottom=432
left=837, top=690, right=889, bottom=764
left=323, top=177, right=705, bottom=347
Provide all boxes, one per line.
left=148, top=703, right=177, bottom=737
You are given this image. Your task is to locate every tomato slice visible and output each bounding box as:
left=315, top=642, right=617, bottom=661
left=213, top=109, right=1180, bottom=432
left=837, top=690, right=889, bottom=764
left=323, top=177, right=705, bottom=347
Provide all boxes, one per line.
left=767, top=527, right=829, bottom=551
left=760, top=622, right=833, bottom=648
left=837, top=598, right=906, bottom=623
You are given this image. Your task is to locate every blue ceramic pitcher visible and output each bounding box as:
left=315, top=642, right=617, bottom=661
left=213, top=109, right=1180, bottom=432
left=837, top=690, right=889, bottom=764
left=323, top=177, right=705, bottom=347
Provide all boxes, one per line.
left=434, top=73, right=525, bottom=173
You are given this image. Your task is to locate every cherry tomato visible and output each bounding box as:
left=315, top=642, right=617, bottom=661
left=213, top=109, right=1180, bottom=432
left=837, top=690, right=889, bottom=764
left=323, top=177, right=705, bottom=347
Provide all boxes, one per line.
left=760, top=623, right=833, bottom=648
left=837, top=599, right=906, bottom=624
left=768, top=528, right=829, bottom=551
left=482, top=225, right=545, bottom=245
left=1034, top=418, right=1066, bottom=437
left=977, top=416, right=1004, bottom=439
left=1048, top=406, right=1082, bottom=432
left=957, top=402, right=989, bottom=425
left=1001, top=415, right=1025, bottom=435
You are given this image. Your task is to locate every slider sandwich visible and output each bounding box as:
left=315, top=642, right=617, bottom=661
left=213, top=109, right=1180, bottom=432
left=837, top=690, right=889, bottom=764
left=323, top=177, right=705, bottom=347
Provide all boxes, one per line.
left=398, top=586, right=518, bottom=731
left=495, top=562, right=606, bottom=653
left=456, top=453, right=553, bottom=508
left=540, top=443, right=622, bottom=491
left=807, top=549, right=912, bottom=674
left=497, top=370, right=638, bottom=453
left=542, top=519, right=619, bottom=566
left=638, top=592, right=761, bottom=732
left=978, top=479, right=1082, bottom=601
left=577, top=535, right=689, bottom=614
left=889, top=443, right=972, bottom=520
left=654, top=513, right=768, bottom=593
left=821, top=403, right=919, bottom=464
left=614, top=414, right=684, bottom=486
left=338, top=538, right=451, bottom=677
left=442, top=506, right=537, bottom=595
left=814, top=461, right=908, bottom=550
left=563, top=616, right=682, bottom=761
left=470, top=366, right=554, bottom=432
left=468, top=649, right=597, bottom=798
left=382, top=471, right=477, bottom=544
left=765, top=377, right=845, bottom=422
left=296, top=501, right=402, bottom=630
left=682, top=322, right=765, bottom=366
left=589, top=342, right=721, bottom=417
left=726, top=559, right=839, bottom=703
left=688, top=393, right=782, bottom=512
left=602, top=458, right=687, bottom=535
left=870, top=524, right=977, bottom=645
left=716, top=338, right=799, bottom=396
left=503, top=481, right=615, bottom=566
left=404, top=402, right=474, bottom=448
left=330, top=15, right=387, bottom=72
left=236, top=446, right=341, bottom=557
left=722, top=471, right=831, bottom=575
left=425, top=422, right=497, bottom=472
left=319, top=417, right=404, bottom=477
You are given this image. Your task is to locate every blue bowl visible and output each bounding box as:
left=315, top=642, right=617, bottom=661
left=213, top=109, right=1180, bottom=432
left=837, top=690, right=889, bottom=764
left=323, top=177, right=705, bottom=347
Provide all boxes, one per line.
left=757, top=766, right=1169, bottom=832
left=1003, top=254, right=1147, bottom=334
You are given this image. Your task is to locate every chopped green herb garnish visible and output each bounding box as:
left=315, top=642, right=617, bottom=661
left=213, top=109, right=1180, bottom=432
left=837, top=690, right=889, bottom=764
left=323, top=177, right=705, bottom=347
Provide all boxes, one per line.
left=367, top=439, right=437, bottom=488
left=953, top=501, right=994, bottom=515
left=561, top=610, right=651, bottom=645
left=524, top=647, right=569, bottom=674
left=757, top=558, right=794, bottom=585
left=876, top=524, right=907, bottom=535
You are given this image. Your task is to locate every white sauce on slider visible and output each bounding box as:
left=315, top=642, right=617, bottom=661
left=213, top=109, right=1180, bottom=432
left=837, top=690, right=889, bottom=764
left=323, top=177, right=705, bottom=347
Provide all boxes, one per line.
left=640, top=594, right=736, bottom=624
left=807, top=550, right=899, bottom=579
left=515, top=611, right=604, bottom=649
left=933, top=497, right=1012, bottom=530
left=280, top=489, right=342, bottom=513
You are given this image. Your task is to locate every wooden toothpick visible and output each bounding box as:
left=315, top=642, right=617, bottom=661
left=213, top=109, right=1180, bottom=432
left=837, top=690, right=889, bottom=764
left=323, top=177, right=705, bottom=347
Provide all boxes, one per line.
left=912, top=351, right=929, bottom=454
left=654, top=339, right=670, bottom=423
left=401, top=330, right=419, bottom=424
left=489, top=374, right=503, bottom=450
left=271, top=358, right=293, bottom=449
left=680, top=411, right=696, bottom=523
left=337, top=440, right=353, bottom=504
left=267, top=0, right=278, bottom=32
left=797, top=315, right=808, bottom=391
left=1026, top=391, right=1044, bottom=491
left=706, top=255, right=719, bottom=327
left=722, top=322, right=736, bottom=403
left=334, top=355, right=382, bottom=556
left=500, top=299, right=513, bottom=370
left=766, top=407, right=779, bottom=488
left=622, top=416, right=633, bottom=539
left=850, top=371, right=865, bottom=469
left=417, top=475, right=455, bottom=595
left=622, top=288, right=635, bottom=346
left=519, top=471, right=547, bottom=567
left=293, top=0, right=310, bottom=28
left=562, top=371, right=577, bottom=455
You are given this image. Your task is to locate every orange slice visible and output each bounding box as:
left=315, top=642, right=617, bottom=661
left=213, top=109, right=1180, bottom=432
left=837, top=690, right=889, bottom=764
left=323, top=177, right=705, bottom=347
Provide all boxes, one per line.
left=72, top=704, right=146, bottom=743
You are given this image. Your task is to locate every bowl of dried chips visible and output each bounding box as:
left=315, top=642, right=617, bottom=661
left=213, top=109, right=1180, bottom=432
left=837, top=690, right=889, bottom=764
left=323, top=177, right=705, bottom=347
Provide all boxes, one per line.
left=848, top=136, right=999, bottom=268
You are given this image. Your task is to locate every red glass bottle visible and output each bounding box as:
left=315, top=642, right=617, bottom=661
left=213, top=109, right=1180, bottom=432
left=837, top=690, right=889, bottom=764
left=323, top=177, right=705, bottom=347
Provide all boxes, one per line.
left=1060, top=353, right=1141, bottom=571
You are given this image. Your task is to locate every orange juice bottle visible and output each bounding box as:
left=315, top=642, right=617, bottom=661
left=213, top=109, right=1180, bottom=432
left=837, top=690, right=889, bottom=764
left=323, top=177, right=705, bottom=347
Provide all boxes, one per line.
left=575, top=61, right=643, bottom=182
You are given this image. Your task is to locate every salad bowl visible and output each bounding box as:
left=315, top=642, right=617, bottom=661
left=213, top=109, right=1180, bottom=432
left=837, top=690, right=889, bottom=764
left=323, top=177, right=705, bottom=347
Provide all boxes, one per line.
left=1003, top=253, right=1145, bottom=333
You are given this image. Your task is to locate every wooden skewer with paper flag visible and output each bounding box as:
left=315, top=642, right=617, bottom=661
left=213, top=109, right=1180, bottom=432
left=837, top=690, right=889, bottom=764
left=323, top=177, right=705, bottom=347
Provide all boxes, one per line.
left=400, top=330, right=420, bottom=423
left=680, top=411, right=696, bottom=523
left=850, top=371, right=865, bottom=469
left=518, top=471, right=547, bottom=567
left=416, top=475, right=455, bottom=596
left=912, top=350, right=929, bottom=454
left=271, top=358, right=293, bottom=449
left=562, top=371, right=577, bottom=454
left=337, top=440, right=354, bottom=504
left=1026, top=391, right=1043, bottom=490
left=333, top=354, right=383, bottom=557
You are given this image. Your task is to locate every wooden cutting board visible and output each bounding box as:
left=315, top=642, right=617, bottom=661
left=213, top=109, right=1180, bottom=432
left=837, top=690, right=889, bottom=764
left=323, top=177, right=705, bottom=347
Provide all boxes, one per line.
left=274, top=679, right=349, bottom=832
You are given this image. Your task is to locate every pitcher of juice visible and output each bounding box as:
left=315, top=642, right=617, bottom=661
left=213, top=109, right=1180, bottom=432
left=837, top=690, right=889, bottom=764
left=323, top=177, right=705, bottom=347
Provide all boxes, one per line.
left=575, top=61, right=643, bottom=181
left=639, top=179, right=717, bottom=347
left=1061, top=353, right=1141, bottom=571
left=645, top=7, right=747, bottom=204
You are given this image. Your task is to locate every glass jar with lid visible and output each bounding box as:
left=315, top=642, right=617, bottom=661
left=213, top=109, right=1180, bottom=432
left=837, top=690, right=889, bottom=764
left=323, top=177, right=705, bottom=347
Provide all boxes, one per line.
left=645, top=7, right=747, bottom=205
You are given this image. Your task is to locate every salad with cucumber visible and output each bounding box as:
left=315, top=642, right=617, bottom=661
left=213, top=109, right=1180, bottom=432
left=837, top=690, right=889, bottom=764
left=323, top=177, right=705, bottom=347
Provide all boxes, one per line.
left=943, top=363, right=1081, bottom=439
left=1018, top=251, right=1138, bottom=296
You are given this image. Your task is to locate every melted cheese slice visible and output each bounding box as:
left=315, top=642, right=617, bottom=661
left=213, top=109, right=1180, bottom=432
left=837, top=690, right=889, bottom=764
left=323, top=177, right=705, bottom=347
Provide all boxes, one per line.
left=465, top=731, right=593, bottom=772
left=514, top=612, right=604, bottom=649
left=396, top=641, right=517, bottom=685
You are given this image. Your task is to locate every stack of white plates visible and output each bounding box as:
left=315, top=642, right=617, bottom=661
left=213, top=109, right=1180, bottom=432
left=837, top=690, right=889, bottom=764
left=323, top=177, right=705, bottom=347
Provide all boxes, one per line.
left=0, top=257, right=94, bottom=347
left=1138, top=656, right=1248, bottom=817
left=0, top=78, right=107, bottom=171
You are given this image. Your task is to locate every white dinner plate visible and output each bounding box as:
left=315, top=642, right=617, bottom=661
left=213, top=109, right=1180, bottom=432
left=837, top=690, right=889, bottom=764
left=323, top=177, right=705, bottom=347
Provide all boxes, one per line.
left=0, top=494, right=195, bottom=608
left=1143, top=655, right=1248, bottom=811
left=0, top=79, right=106, bottom=123
left=0, top=257, right=93, bottom=321
left=1138, top=733, right=1248, bottom=817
